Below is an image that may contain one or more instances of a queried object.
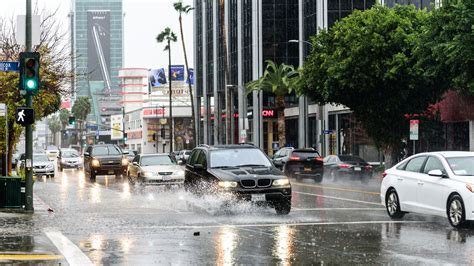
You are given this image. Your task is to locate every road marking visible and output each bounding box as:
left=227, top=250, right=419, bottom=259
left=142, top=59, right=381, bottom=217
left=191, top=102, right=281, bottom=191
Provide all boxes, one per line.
left=293, top=182, right=381, bottom=196
left=293, top=207, right=385, bottom=211
left=143, top=220, right=422, bottom=230
left=44, top=229, right=93, bottom=266
left=0, top=254, right=63, bottom=261
left=294, top=191, right=383, bottom=206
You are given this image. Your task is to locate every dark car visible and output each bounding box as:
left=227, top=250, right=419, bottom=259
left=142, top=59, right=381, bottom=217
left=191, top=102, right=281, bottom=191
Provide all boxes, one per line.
left=184, top=144, right=292, bottom=215
left=83, top=144, right=128, bottom=180
left=272, top=148, right=324, bottom=182
left=57, top=148, right=83, bottom=171
left=323, top=155, right=373, bottom=183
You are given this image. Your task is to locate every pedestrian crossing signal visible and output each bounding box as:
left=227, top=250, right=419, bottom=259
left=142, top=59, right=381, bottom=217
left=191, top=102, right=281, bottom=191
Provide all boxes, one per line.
left=15, top=107, right=34, bottom=126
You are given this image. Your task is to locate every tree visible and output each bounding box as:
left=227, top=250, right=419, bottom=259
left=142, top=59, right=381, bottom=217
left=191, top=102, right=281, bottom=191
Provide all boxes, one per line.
left=156, top=27, right=177, bottom=152
left=59, top=108, right=71, bottom=130
left=0, top=9, right=72, bottom=174
left=298, top=5, right=445, bottom=166
left=416, top=0, right=474, bottom=93
left=173, top=1, right=196, bottom=147
left=246, top=60, right=299, bottom=148
left=47, top=115, right=61, bottom=146
left=72, top=97, right=91, bottom=147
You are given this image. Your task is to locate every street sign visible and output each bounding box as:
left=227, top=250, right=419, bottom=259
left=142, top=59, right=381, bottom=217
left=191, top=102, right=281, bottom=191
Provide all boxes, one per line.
left=15, top=107, right=34, bottom=126
left=0, top=103, right=6, bottom=116
left=409, top=120, right=419, bottom=140
left=0, top=61, right=19, bottom=72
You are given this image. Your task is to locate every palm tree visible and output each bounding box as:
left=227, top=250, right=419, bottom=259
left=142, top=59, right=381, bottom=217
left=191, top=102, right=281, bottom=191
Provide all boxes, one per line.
left=47, top=115, right=61, bottom=146
left=246, top=60, right=299, bottom=148
left=173, top=1, right=196, bottom=148
left=59, top=108, right=71, bottom=130
left=157, top=27, right=178, bottom=152
left=72, top=97, right=91, bottom=147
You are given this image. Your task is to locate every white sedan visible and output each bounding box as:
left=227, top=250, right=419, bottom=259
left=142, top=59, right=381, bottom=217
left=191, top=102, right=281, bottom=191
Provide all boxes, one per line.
left=127, top=154, right=185, bottom=186
left=381, top=151, right=474, bottom=227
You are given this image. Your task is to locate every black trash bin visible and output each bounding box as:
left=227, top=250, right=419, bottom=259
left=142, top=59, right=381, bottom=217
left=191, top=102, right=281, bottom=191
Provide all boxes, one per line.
left=0, top=176, right=22, bottom=208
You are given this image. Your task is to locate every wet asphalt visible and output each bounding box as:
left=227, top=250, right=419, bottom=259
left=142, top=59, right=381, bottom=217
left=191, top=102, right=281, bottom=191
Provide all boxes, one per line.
left=2, top=166, right=474, bottom=265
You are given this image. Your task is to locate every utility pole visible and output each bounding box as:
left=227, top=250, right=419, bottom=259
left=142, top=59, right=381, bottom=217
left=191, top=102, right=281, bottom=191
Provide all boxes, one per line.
left=168, top=39, right=173, bottom=153
left=25, top=0, right=34, bottom=212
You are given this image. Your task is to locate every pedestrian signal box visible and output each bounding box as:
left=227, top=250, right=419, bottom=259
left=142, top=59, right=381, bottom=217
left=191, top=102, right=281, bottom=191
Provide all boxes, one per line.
left=15, top=107, right=34, bottom=126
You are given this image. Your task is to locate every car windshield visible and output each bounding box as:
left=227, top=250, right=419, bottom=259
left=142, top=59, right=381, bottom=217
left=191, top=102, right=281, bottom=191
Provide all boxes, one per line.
left=339, top=155, right=366, bottom=163
left=210, top=148, right=272, bottom=168
left=140, top=155, right=176, bottom=166
left=33, top=154, right=49, bottom=162
left=92, top=146, right=122, bottom=156
left=447, top=157, right=474, bottom=176
left=62, top=151, right=80, bottom=158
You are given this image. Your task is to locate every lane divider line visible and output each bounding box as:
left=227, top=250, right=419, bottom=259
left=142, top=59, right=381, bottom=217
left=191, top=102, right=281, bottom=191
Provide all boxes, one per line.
left=44, top=229, right=93, bottom=266
left=293, top=182, right=381, bottom=196
left=293, top=207, right=385, bottom=211
left=294, top=191, right=383, bottom=206
left=0, top=254, right=63, bottom=261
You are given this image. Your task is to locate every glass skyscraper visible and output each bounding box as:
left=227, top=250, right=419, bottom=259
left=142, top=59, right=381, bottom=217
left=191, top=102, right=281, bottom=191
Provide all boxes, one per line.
left=72, top=0, right=123, bottom=127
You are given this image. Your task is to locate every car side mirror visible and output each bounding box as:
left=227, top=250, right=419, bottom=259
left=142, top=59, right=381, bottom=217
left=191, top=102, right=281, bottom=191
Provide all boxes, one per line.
left=177, top=160, right=184, bottom=165
left=123, top=151, right=129, bottom=155
left=133, top=162, right=139, bottom=166
left=194, top=164, right=205, bottom=171
left=84, top=152, right=90, bottom=157
left=428, top=169, right=446, bottom=178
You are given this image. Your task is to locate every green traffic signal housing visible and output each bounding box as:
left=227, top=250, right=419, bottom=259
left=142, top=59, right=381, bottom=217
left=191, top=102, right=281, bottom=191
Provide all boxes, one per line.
left=68, top=116, right=76, bottom=125
left=19, top=52, right=40, bottom=95
left=123, top=133, right=128, bottom=141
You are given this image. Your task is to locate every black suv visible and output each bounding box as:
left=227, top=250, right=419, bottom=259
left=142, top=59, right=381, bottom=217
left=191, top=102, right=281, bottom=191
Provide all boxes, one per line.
left=84, top=144, right=128, bottom=180
left=184, top=144, right=292, bottom=215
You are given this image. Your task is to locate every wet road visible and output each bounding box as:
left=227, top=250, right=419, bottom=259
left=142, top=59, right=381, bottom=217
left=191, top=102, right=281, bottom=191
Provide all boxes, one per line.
left=2, top=168, right=474, bottom=264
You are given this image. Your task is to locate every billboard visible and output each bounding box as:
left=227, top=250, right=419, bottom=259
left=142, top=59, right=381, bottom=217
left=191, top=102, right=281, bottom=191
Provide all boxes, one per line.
left=149, top=68, right=167, bottom=87
left=170, top=65, right=185, bottom=81
left=110, top=114, right=123, bottom=140
left=87, top=10, right=111, bottom=82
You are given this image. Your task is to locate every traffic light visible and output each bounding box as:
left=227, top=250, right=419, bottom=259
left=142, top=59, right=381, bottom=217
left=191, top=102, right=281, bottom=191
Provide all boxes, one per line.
left=68, top=116, right=76, bottom=125
left=123, top=133, right=128, bottom=141
left=19, top=52, right=40, bottom=95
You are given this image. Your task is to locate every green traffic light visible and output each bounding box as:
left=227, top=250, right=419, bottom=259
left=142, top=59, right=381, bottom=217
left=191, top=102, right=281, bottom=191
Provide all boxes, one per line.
left=26, top=79, right=36, bottom=90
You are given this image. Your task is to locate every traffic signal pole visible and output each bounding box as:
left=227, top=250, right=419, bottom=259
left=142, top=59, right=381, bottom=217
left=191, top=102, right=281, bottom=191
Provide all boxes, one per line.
left=25, top=0, right=34, bottom=212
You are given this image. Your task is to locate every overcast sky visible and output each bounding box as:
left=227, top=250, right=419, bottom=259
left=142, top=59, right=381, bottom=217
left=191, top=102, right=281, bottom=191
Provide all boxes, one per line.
left=1, top=0, right=194, bottom=68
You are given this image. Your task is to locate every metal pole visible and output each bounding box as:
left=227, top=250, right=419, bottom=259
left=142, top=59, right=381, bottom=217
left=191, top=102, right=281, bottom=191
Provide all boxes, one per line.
left=25, top=0, right=34, bottom=212
left=168, top=40, right=173, bottom=153
left=413, top=140, right=415, bottom=155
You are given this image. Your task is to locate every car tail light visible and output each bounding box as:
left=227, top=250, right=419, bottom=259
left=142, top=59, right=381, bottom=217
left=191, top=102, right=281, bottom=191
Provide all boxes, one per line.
left=338, top=164, right=351, bottom=169
left=382, top=172, right=387, bottom=178
left=289, top=156, right=300, bottom=161
left=315, top=157, right=324, bottom=162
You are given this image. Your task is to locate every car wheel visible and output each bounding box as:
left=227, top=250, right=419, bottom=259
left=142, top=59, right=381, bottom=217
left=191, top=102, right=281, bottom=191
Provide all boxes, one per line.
left=386, top=189, right=405, bottom=219
left=448, top=195, right=466, bottom=228
left=275, top=200, right=291, bottom=215
left=314, top=175, right=323, bottom=183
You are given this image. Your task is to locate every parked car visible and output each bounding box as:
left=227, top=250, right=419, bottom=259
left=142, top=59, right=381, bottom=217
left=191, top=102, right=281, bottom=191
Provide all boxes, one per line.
left=185, top=144, right=292, bottom=215
left=57, top=148, right=83, bottom=171
left=323, top=155, right=373, bottom=183
left=381, top=151, right=474, bottom=228
left=83, top=144, right=128, bottom=180
left=272, top=148, right=324, bottom=182
left=177, top=150, right=192, bottom=163
left=18, top=153, right=55, bottom=178
left=127, top=153, right=184, bottom=185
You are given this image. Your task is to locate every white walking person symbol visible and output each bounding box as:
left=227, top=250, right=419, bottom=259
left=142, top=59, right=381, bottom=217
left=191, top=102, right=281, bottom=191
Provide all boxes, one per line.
left=18, top=109, right=25, bottom=122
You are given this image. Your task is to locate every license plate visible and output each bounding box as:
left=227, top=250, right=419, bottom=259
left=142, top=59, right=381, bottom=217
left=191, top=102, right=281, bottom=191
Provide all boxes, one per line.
left=354, top=167, right=362, bottom=171
left=304, top=167, right=311, bottom=172
left=162, top=175, right=171, bottom=181
left=108, top=170, right=115, bottom=174
left=251, top=194, right=266, bottom=202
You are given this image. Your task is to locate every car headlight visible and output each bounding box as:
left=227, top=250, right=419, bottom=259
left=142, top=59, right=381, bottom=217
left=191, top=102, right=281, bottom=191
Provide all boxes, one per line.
left=61, top=159, right=67, bottom=164
left=121, top=158, right=128, bottom=166
left=218, top=181, right=238, bottom=188
left=46, top=164, right=54, bottom=169
left=91, top=159, right=100, bottom=167
left=273, top=178, right=290, bottom=186
left=142, top=171, right=154, bottom=178
left=174, top=170, right=185, bottom=176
